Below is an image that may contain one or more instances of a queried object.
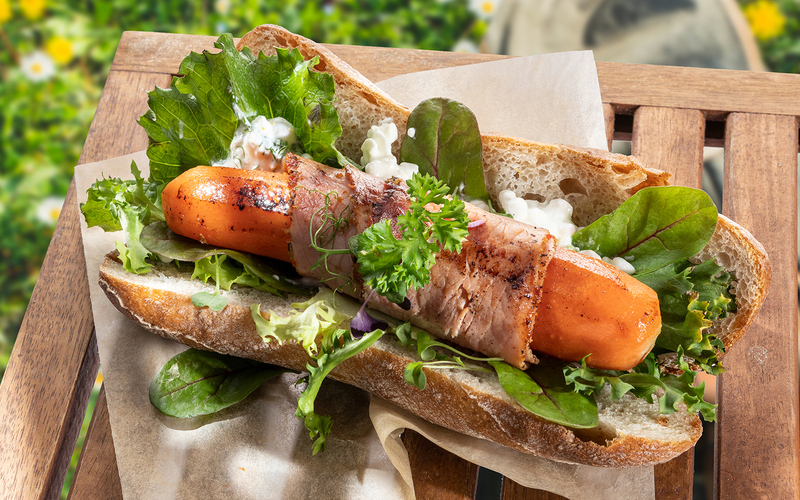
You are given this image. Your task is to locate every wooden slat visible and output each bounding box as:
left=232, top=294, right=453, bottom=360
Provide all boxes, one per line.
left=501, top=481, right=567, bottom=500
left=78, top=70, right=169, bottom=164
left=0, top=179, right=98, bottom=500
left=632, top=106, right=706, bottom=500
left=632, top=107, right=705, bottom=187
left=67, top=388, right=122, bottom=500
left=716, top=113, right=800, bottom=499
left=110, top=32, right=800, bottom=121
left=68, top=63, right=175, bottom=497
left=603, top=103, right=615, bottom=151
left=402, top=430, right=479, bottom=499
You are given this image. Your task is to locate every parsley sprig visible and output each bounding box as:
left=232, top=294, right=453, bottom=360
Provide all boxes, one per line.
left=349, top=173, right=470, bottom=304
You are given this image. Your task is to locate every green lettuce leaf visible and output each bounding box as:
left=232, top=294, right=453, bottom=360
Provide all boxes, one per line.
left=296, top=328, right=385, bottom=454
left=572, top=186, right=717, bottom=275
left=81, top=161, right=164, bottom=274
left=249, top=288, right=361, bottom=356
left=140, top=221, right=312, bottom=297
left=563, top=350, right=717, bottom=422
left=399, top=98, right=488, bottom=203
left=249, top=288, right=382, bottom=454
left=138, top=33, right=347, bottom=184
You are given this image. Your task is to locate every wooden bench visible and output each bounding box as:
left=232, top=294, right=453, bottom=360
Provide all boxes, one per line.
left=0, top=31, right=797, bottom=499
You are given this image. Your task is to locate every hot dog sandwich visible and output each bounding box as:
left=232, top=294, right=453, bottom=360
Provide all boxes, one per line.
left=83, top=25, right=771, bottom=467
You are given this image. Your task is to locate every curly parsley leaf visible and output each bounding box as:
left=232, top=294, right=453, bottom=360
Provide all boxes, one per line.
left=349, top=173, right=470, bottom=304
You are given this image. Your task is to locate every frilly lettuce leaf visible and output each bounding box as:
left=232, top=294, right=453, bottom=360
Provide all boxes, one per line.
left=638, top=259, right=735, bottom=374
left=138, top=33, right=347, bottom=184
left=140, top=221, right=312, bottom=297
left=564, top=349, right=717, bottom=422
left=248, top=289, right=383, bottom=454
left=81, top=161, right=164, bottom=273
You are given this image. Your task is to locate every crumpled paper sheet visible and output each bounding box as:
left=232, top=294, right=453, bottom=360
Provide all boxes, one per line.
left=75, top=50, right=654, bottom=500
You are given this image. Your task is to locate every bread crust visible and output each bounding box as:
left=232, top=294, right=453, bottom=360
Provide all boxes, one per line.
left=99, top=254, right=702, bottom=467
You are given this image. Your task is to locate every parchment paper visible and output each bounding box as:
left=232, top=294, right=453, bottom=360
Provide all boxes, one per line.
left=75, top=50, right=654, bottom=500
left=376, top=50, right=609, bottom=150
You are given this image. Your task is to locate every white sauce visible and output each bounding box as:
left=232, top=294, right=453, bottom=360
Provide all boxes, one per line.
left=498, top=190, right=578, bottom=248
left=215, top=116, right=297, bottom=171
left=579, top=249, right=636, bottom=274
left=360, top=118, right=419, bottom=181
left=497, top=190, right=635, bottom=274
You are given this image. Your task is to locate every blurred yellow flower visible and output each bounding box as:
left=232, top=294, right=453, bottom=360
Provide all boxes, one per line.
left=20, top=0, right=46, bottom=20
left=215, top=0, right=231, bottom=14
left=744, top=0, right=786, bottom=41
left=20, top=51, right=55, bottom=82
left=46, top=36, right=72, bottom=64
left=0, top=0, right=11, bottom=24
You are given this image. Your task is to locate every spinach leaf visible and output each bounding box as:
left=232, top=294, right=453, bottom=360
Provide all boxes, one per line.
left=138, top=34, right=347, bottom=184
left=400, top=98, right=489, bottom=203
left=149, top=348, right=291, bottom=418
left=572, top=186, right=717, bottom=275
left=489, top=358, right=598, bottom=429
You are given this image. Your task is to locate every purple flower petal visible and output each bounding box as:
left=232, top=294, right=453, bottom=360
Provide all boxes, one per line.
left=467, top=219, right=485, bottom=229
left=350, top=308, right=388, bottom=338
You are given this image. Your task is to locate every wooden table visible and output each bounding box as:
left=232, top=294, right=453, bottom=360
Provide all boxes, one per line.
left=1, top=30, right=798, bottom=500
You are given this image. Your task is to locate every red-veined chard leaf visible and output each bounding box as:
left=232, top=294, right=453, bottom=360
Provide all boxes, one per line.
left=149, top=348, right=292, bottom=418
left=399, top=98, right=489, bottom=203
left=489, top=359, right=598, bottom=428
left=571, top=186, right=717, bottom=275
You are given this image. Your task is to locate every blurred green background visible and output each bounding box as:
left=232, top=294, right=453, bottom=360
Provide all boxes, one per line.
left=0, top=0, right=795, bottom=497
